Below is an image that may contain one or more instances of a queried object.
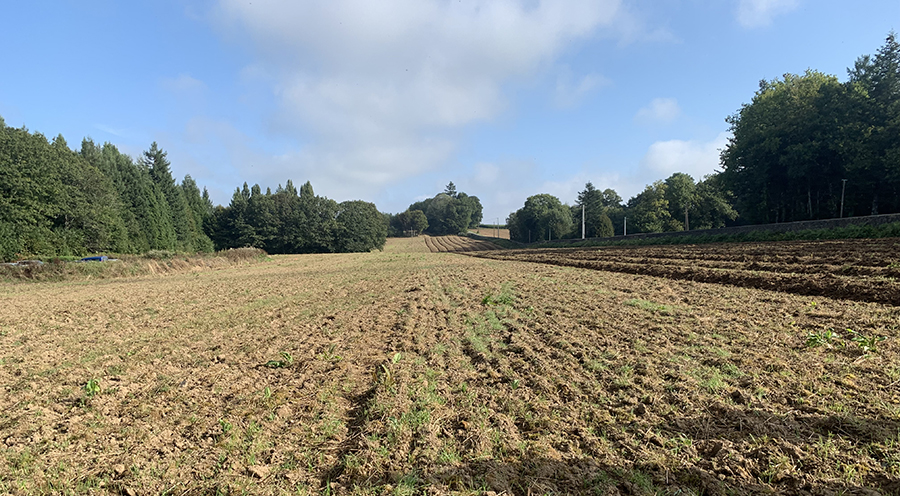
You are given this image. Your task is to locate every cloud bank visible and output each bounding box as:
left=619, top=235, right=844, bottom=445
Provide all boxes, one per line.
left=213, top=0, right=625, bottom=201
left=640, top=132, right=729, bottom=182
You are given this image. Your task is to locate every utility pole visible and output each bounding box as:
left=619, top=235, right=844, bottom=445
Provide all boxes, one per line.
left=840, top=179, right=847, bottom=218
left=624, top=217, right=627, bottom=236
left=582, top=204, right=585, bottom=239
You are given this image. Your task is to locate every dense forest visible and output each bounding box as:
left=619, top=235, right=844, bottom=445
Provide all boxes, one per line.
left=507, top=32, right=900, bottom=242
left=722, top=33, right=900, bottom=223
left=207, top=180, right=386, bottom=254
left=0, top=119, right=386, bottom=261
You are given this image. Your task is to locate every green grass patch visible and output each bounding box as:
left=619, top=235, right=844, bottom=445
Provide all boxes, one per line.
left=624, top=298, right=675, bottom=315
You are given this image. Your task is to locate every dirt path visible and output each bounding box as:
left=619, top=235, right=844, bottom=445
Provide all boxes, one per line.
left=0, top=237, right=898, bottom=494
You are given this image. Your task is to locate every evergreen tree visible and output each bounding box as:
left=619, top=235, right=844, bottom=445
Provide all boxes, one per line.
left=181, top=175, right=215, bottom=252
left=142, top=142, right=194, bottom=250
left=575, top=182, right=605, bottom=237
left=847, top=31, right=900, bottom=214
left=246, top=184, right=277, bottom=250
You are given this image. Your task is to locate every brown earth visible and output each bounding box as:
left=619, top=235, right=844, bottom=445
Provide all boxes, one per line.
left=424, top=235, right=501, bottom=253
left=469, top=238, right=900, bottom=305
left=0, top=237, right=898, bottom=495
left=469, top=228, right=510, bottom=240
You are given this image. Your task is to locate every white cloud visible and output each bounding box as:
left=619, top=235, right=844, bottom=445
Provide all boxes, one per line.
left=95, top=124, right=127, bottom=138
left=212, top=0, right=629, bottom=198
left=639, top=132, right=729, bottom=181
left=634, top=97, right=681, bottom=125
left=604, top=4, right=680, bottom=45
left=736, top=0, right=800, bottom=28
left=161, top=74, right=207, bottom=94
left=553, top=67, right=609, bottom=108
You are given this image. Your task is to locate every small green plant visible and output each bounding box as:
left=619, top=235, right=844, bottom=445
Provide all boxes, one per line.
left=265, top=352, right=294, bottom=368
left=482, top=282, right=515, bottom=306
left=806, top=329, right=841, bottom=348
left=624, top=298, right=674, bottom=315
left=665, top=433, right=693, bottom=455
left=219, top=418, right=233, bottom=435
left=83, top=379, right=101, bottom=398
left=846, top=329, right=885, bottom=353
left=262, top=386, right=272, bottom=400
left=392, top=352, right=403, bottom=364
left=317, top=344, right=342, bottom=362
left=375, top=363, right=394, bottom=388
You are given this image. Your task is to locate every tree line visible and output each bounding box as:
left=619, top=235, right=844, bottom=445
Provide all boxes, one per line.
left=208, top=180, right=386, bottom=254
left=5, top=33, right=895, bottom=255
left=0, top=119, right=386, bottom=261
left=508, top=32, right=900, bottom=241
left=386, top=182, right=483, bottom=237
left=507, top=173, right=736, bottom=242
left=722, top=32, right=900, bottom=223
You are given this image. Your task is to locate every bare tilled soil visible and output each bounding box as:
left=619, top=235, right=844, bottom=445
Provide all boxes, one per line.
left=0, top=237, right=898, bottom=495
left=470, top=238, right=900, bottom=305
left=424, top=235, right=501, bottom=253
left=469, top=228, right=511, bottom=240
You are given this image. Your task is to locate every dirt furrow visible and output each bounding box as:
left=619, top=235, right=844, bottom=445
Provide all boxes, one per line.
left=471, top=238, right=900, bottom=305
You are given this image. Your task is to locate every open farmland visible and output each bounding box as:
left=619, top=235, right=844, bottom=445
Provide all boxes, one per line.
left=471, top=238, right=900, bottom=306
left=469, top=228, right=511, bottom=240
left=423, top=235, right=501, bottom=253
left=0, top=237, right=899, bottom=495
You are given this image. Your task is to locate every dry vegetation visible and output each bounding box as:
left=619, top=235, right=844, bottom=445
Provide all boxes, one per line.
left=0, top=247, right=269, bottom=283
left=0, top=237, right=898, bottom=495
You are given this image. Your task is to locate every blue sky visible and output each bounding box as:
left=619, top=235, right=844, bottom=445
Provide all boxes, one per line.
left=1, top=1, right=896, bottom=222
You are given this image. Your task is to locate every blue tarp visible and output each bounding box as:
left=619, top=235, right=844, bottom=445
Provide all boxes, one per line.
left=80, top=256, right=108, bottom=262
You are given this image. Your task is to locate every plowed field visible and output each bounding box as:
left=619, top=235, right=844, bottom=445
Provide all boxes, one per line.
left=470, top=238, right=900, bottom=305
left=0, top=237, right=898, bottom=495
left=469, top=228, right=510, bottom=240
left=424, top=235, right=500, bottom=253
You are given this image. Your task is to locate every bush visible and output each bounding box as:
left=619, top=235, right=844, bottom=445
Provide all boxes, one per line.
left=145, top=250, right=176, bottom=260
left=215, top=247, right=268, bottom=262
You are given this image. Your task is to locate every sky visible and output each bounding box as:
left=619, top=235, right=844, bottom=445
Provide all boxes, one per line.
left=1, top=1, right=897, bottom=223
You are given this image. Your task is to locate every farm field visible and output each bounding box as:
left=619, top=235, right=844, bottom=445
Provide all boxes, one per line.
left=468, top=228, right=511, bottom=240
left=0, top=237, right=898, bottom=495
left=424, top=235, right=501, bottom=253
left=471, top=238, right=900, bottom=306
